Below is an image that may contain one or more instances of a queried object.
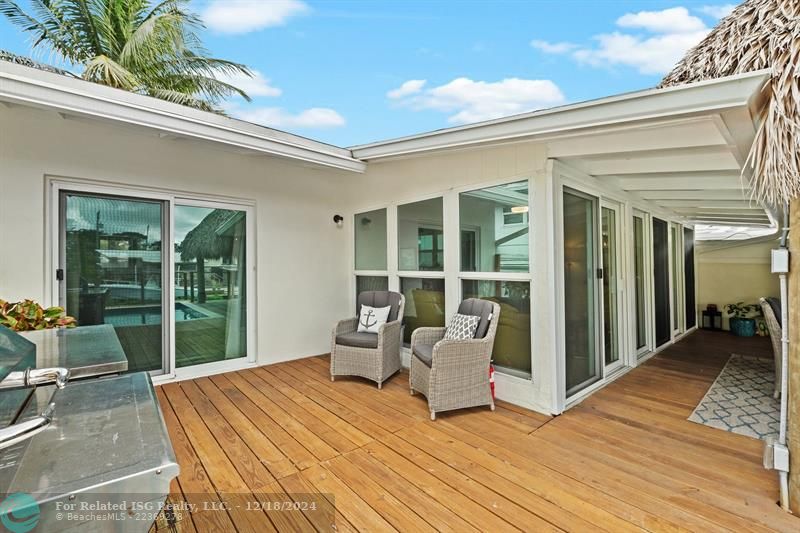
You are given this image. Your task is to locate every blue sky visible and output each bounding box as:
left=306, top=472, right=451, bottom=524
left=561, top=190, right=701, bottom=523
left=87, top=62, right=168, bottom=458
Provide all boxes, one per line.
left=0, top=0, right=736, bottom=147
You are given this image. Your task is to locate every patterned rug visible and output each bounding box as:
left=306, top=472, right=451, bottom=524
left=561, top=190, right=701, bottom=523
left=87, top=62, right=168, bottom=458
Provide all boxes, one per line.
left=688, top=354, right=780, bottom=440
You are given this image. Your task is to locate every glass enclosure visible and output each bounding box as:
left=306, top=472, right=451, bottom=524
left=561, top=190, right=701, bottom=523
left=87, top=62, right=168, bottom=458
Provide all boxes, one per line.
left=563, top=189, right=599, bottom=395
left=462, top=280, right=531, bottom=378
left=459, top=181, right=529, bottom=272
left=601, top=207, right=619, bottom=366
left=354, top=208, right=387, bottom=271
left=397, top=198, right=444, bottom=271
left=174, top=205, right=247, bottom=368
left=62, top=193, right=165, bottom=373
left=400, top=277, right=445, bottom=346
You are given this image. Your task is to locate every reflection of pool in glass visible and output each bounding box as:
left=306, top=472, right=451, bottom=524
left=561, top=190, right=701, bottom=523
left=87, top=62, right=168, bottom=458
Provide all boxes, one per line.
left=105, top=303, right=209, bottom=327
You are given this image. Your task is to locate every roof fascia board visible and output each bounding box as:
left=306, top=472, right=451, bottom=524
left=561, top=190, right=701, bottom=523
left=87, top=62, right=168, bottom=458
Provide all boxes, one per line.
left=0, top=62, right=365, bottom=173
left=352, top=70, right=771, bottom=161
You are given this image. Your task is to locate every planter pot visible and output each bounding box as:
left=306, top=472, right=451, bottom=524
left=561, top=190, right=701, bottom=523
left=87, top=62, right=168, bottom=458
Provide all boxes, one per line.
left=730, top=317, right=756, bottom=337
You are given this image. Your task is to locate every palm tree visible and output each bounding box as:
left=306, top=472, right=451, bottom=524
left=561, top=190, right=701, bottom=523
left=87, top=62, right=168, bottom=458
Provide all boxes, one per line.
left=660, top=0, right=800, bottom=206
left=0, top=0, right=252, bottom=112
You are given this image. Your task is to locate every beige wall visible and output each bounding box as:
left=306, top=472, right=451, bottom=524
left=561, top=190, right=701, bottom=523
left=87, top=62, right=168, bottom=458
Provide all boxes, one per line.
left=696, top=239, right=780, bottom=330
left=0, top=104, right=353, bottom=365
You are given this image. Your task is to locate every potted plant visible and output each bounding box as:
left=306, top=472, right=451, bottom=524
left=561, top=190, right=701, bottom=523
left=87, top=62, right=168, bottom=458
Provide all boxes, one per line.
left=0, top=299, right=77, bottom=332
left=724, top=302, right=761, bottom=337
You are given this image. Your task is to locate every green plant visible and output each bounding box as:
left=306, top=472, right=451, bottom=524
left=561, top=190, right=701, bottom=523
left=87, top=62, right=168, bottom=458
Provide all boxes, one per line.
left=0, top=0, right=252, bottom=113
left=0, top=298, right=77, bottom=331
left=724, top=302, right=761, bottom=319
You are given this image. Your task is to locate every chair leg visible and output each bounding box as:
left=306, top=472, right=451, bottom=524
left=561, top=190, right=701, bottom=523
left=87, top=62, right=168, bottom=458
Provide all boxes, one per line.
left=490, top=401, right=496, bottom=412
left=330, top=375, right=335, bottom=382
left=430, top=410, right=436, bottom=421
left=409, top=388, right=415, bottom=395
left=377, top=381, right=382, bottom=390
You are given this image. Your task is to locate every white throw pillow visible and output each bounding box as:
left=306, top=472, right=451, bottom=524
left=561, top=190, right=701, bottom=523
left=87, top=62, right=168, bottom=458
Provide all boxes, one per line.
left=357, top=305, right=391, bottom=333
left=444, top=313, right=480, bottom=340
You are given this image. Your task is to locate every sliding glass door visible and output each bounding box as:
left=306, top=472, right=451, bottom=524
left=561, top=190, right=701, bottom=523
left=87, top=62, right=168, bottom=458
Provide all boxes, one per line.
left=652, top=218, right=671, bottom=347
left=58, top=186, right=252, bottom=376
left=670, top=223, right=684, bottom=335
left=563, top=188, right=601, bottom=396
left=174, top=204, right=248, bottom=368
left=632, top=212, right=649, bottom=356
left=61, top=192, right=167, bottom=373
left=601, top=204, right=622, bottom=371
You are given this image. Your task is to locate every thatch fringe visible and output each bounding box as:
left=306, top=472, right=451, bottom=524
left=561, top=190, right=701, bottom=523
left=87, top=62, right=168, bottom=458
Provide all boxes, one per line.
left=660, top=0, right=800, bottom=205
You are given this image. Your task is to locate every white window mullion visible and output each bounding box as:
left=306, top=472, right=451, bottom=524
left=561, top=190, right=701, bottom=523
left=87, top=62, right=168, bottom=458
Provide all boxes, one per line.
left=387, top=203, right=399, bottom=293
left=443, top=191, right=460, bottom=320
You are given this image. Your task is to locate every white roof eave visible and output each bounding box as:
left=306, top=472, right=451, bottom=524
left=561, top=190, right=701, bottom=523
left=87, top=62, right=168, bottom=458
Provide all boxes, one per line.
left=350, top=69, right=771, bottom=161
left=0, top=61, right=366, bottom=173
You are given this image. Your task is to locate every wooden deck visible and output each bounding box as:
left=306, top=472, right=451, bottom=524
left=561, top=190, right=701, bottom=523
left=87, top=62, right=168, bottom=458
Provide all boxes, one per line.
left=155, top=330, right=799, bottom=532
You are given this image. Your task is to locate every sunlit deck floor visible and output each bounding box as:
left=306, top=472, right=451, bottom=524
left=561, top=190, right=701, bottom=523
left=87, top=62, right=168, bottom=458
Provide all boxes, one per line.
left=155, top=330, right=799, bottom=532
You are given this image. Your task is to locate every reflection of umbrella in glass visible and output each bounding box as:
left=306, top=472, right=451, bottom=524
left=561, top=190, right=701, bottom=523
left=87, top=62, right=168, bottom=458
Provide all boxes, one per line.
left=180, top=209, right=239, bottom=303
left=660, top=0, right=800, bottom=205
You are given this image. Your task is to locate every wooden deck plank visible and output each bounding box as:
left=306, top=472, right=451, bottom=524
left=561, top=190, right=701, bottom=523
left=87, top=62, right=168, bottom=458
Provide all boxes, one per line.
left=156, top=330, right=798, bottom=532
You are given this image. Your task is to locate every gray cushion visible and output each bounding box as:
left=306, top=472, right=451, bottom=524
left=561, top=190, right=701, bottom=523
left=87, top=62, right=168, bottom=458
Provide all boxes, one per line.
left=457, top=298, right=494, bottom=338
left=413, top=343, right=434, bottom=367
left=358, top=291, right=402, bottom=322
left=766, top=297, right=782, bottom=327
left=335, top=332, right=379, bottom=349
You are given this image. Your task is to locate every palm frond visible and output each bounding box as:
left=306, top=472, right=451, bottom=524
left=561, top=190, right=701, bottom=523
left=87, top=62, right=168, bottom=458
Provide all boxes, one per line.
left=82, top=53, right=138, bottom=89
left=1, top=0, right=254, bottom=114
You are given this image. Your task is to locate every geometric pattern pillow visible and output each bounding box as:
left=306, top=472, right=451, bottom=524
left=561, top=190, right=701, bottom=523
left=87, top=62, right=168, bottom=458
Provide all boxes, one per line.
left=444, top=313, right=480, bottom=340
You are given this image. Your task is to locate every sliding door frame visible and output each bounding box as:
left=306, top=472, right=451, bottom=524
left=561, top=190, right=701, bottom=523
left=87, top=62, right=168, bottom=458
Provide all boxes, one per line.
left=47, top=177, right=256, bottom=381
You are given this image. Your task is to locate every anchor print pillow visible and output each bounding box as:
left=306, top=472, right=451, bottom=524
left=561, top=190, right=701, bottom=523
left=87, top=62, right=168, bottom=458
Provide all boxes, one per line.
left=357, top=305, right=392, bottom=334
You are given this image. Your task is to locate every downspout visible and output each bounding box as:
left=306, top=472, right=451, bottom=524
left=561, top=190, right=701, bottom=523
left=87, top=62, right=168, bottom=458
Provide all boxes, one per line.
left=778, top=203, right=790, bottom=511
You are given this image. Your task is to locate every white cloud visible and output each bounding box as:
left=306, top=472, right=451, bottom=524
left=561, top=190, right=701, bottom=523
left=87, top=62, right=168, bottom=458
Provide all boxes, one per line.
left=387, top=79, right=427, bottom=99
left=230, top=105, right=346, bottom=129
left=202, top=0, right=309, bottom=34
left=392, top=77, right=566, bottom=124
left=530, top=39, right=578, bottom=54
left=697, top=4, right=736, bottom=19
left=566, top=7, right=711, bottom=75
left=216, top=70, right=282, bottom=97
left=617, top=7, right=706, bottom=34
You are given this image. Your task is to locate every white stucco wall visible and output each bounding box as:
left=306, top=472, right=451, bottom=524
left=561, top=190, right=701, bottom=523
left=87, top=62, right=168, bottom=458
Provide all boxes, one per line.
left=0, top=104, right=354, bottom=366
left=696, top=239, right=780, bottom=330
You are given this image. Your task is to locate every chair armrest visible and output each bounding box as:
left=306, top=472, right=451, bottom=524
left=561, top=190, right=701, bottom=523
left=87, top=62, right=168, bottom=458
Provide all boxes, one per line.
left=411, top=327, right=446, bottom=348
left=431, top=338, right=492, bottom=367
left=377, top=320, right=402, bottom=347
left=333, top=317, right=358, bottom=337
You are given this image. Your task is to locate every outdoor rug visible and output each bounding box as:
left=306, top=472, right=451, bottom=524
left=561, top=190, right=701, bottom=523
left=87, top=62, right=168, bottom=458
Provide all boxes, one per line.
left=688, top=353, right=780, bottom=440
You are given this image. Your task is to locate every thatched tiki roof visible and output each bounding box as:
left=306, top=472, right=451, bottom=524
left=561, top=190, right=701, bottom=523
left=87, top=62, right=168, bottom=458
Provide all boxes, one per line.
left=660, top=0, right=800, bottom=205
left=180, top=209, right=238, bottom=262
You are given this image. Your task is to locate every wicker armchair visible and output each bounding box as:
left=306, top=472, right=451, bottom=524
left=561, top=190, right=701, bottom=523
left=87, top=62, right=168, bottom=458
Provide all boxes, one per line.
left=409, top=299, right=500, bottom=420
left=330, top=291, right=405, bottom=389
left=759, top=297, right=782, bottom=399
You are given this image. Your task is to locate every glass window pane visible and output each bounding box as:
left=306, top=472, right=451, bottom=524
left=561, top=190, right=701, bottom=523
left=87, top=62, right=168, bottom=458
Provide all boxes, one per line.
left=462, top=280, right=531, bottom=378
left=563, top=190, right=599, bottom=394
left=63, top=193, right=164, bottom=374
left=175, top=206, right=247, bottom=368
left=400, top=277, right=445, bottom=346
left=602, top=208, right=619, bottom=365
left=459, top=180, right=529, bottom=273
left=355, top=276, right=389, bottom=311
left=398, top=198, right=443, bottom=271
left=633, top=216, right=647, bottom=350
left=354, top=208, right=387, bottom=271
